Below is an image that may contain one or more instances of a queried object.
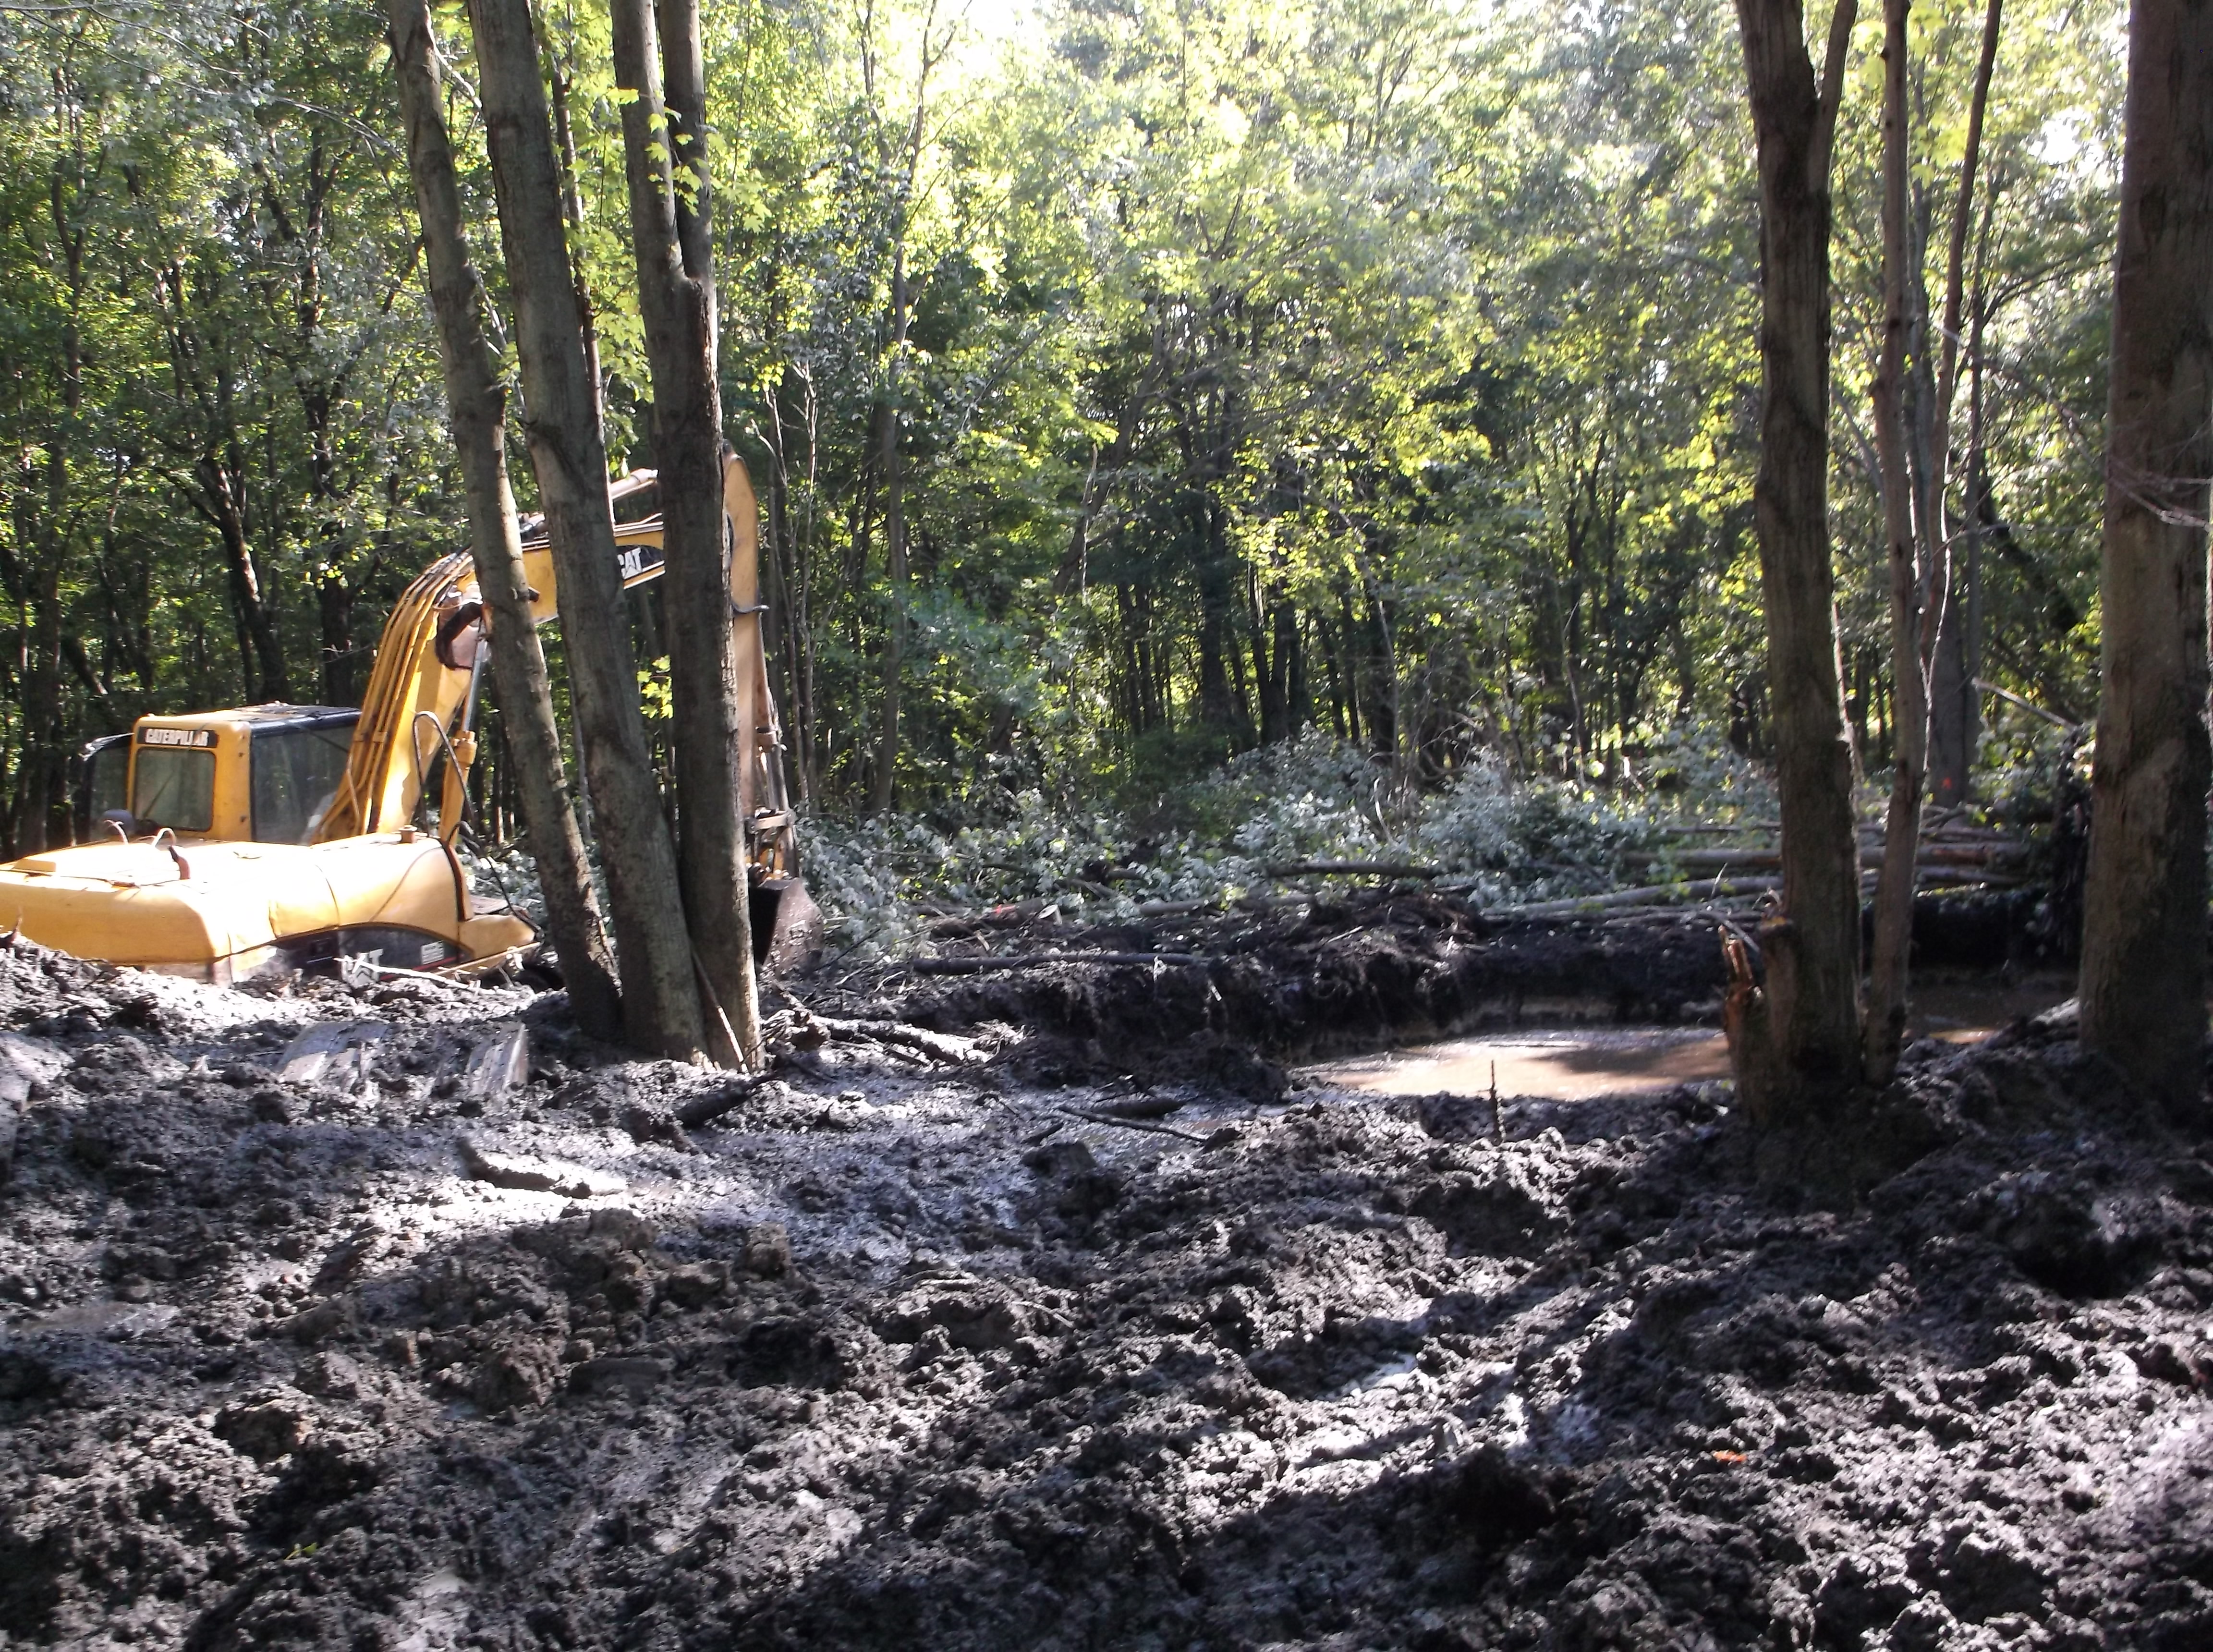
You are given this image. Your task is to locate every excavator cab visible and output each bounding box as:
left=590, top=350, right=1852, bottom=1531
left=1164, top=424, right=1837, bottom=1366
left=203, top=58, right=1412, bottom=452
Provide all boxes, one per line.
left=86, top=707, right=361, bottom=847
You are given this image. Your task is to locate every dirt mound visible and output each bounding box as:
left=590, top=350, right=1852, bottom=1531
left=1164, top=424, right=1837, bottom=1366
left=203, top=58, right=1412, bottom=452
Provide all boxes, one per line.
left=2, top=937, right=2210, bottom=1650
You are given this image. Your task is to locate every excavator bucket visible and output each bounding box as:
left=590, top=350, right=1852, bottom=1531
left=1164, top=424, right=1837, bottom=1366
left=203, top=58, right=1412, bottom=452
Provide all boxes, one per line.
left=752, top=875, right=822, bottom=975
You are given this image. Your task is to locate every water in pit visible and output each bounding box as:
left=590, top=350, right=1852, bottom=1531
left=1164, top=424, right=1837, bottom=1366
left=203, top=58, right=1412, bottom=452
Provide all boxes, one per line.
left=1308, top=972, right=2078, bottom=1100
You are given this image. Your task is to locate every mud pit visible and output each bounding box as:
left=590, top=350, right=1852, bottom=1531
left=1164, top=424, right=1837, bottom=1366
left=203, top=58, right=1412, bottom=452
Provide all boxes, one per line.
left=1311, top=976, right=2077, bottom=1102
left=1, top=913, right=2210, bottom=1652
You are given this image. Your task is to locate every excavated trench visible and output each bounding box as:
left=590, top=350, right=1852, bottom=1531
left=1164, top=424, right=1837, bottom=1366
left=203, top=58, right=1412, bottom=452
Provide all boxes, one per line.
left=1, top=890, right=2209, bottom=1652
left=858, top=887, right=2072, bottom=1102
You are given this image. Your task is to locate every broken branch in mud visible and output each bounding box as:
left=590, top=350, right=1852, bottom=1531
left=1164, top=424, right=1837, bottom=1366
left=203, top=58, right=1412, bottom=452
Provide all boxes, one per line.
left=910, top=951, right=1207, bottom=976
left=675, top=1075, right=770, bottom=1128
left=1052, top=1105, right=1215, bottom=1144
left=815, top=1016, right=989, bottom=1065
left=458, top=1137, right=625, bottom=1198
left=1257, top=860, right=1442, bottom=879
left=1135, top=899, right=1214, bottom=917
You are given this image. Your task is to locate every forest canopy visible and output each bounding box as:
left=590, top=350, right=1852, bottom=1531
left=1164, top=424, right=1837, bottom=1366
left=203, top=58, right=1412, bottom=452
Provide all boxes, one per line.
left=0, top=0, right=2124, bottom=852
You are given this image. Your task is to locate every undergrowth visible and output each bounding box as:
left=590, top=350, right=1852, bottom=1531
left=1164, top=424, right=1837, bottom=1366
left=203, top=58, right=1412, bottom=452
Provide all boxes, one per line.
left=464, top=717, right=2068, bottom=977
left=803, top=725, right=1777, bottom=962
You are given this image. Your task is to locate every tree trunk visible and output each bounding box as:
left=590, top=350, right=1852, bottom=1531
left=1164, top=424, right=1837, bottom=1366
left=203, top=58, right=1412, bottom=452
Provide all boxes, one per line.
left=869, top=245, right=911, bottom=815
left=548, top=56, right=605, bottom=442
left=764, top=365, right=820, bottom=805
left=2079, top=0, right=2213, bottom=1119
left=11, top=166, right=83, bottom=854
left=386, top=0, right=622, bottom=1042
left=466, top=0, right=705, bottom=1061
left=612, top=0, right=762, bottom=1067
left=1863, top=0, right=1929, bottom=1083
left=12, top=559, right=65, bottom=854
left=1195, top=499, right=1242, bottom=737
left=1924, top=0, right=2004, bottom=811
left=1731, top=0, right=1864, bottom=1120
left=1248, top=573, right=1288, bottom=743
left=187, top=452, right=290, bottom=705
left=1358, top=558, right=1399, bottom=764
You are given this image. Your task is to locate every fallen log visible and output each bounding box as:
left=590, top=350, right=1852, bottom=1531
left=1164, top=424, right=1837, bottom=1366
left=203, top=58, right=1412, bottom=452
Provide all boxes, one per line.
left=1568, top=862, right=2025, bottom=924
left=1488, top=877, right=1784, bottom=919
left=1640, top=843, right=2027, bottom=873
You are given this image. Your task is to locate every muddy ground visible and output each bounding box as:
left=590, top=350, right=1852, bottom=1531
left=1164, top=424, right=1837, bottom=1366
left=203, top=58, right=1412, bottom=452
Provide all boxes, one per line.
left=0, top=902, right=2208, bottom=1652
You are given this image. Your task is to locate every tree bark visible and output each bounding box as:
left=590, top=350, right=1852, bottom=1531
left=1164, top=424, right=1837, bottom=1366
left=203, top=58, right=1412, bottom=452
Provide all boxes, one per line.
left=1924, top=0, right=2002, bottom=809
left=386, top=0, right=622, bottom=1042
left=466, top=0, right=705, bottom=1061
left=2079, top=0, right=2213, bottom=1119
left=1731, top=0, right=1864, bottom=1119
left=612, top=0, right=762, bottom=1067
left=1863, top=0, right=1929, bottom=1083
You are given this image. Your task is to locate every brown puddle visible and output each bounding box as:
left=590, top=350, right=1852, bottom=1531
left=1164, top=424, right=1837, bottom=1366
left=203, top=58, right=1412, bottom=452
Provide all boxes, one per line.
left=1309, top=973, right=2077, bottom=1101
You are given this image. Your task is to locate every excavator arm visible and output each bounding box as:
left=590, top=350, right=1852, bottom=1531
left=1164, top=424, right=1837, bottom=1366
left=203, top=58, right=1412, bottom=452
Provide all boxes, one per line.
left=315, top=457, right=798, bottom=894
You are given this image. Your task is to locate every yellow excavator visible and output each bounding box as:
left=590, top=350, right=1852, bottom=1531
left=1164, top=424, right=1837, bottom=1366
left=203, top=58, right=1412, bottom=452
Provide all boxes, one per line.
left=0, top=457, right=802, bottom=985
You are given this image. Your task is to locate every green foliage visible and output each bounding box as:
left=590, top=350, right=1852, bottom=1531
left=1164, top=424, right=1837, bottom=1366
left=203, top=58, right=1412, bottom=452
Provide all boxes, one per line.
left=0, top=0, right=2128, bottom=899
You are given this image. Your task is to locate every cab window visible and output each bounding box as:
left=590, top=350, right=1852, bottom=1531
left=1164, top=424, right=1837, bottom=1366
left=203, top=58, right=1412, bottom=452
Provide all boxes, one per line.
left=84, top=739, right=131, bottom=828
left=252, top=725, right=354, bottom=844
left=132, top=748, right=216, bottom=833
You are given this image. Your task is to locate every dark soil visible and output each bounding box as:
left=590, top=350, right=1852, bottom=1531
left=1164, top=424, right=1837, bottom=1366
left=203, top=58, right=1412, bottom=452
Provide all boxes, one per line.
left=0, top=919, right=2208, bottom=1652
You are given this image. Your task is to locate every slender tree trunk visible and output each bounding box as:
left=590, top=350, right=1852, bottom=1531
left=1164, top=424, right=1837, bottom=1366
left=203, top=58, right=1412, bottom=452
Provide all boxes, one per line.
left=2079, top=0, right=2213, bottom=1119
left=1359, top=558, right=1399, bottom=764
left=869, top=246, right=911, bottom=815
left=1925, top=0, right=2002, bottom=809
left=1730, top=0, right=1864, bottom=1120
left=467, top=0, right=704, bottom=1061
left=1248, top=574, right=1286, bottom=743
left=1864, top=0, right=1930, bottom=1082
left=13, top=166, right=83, bottom=853
left=612, top=0, right=761, bottom=1066
left=1335, top=588, right=1363, bottom=747
left=1194, top=499, right=1240, bottom=736
left=386, top=0, right=622, bottom=1041
left=196, top=461, right=290, bottom=704
left=781, top=377, right=823, bottom=807
left=548, top=57, right=605, bottom=441
left=1958, top=292, right=1993, bottom=758
left=14, top=559, right=63, bottom=853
